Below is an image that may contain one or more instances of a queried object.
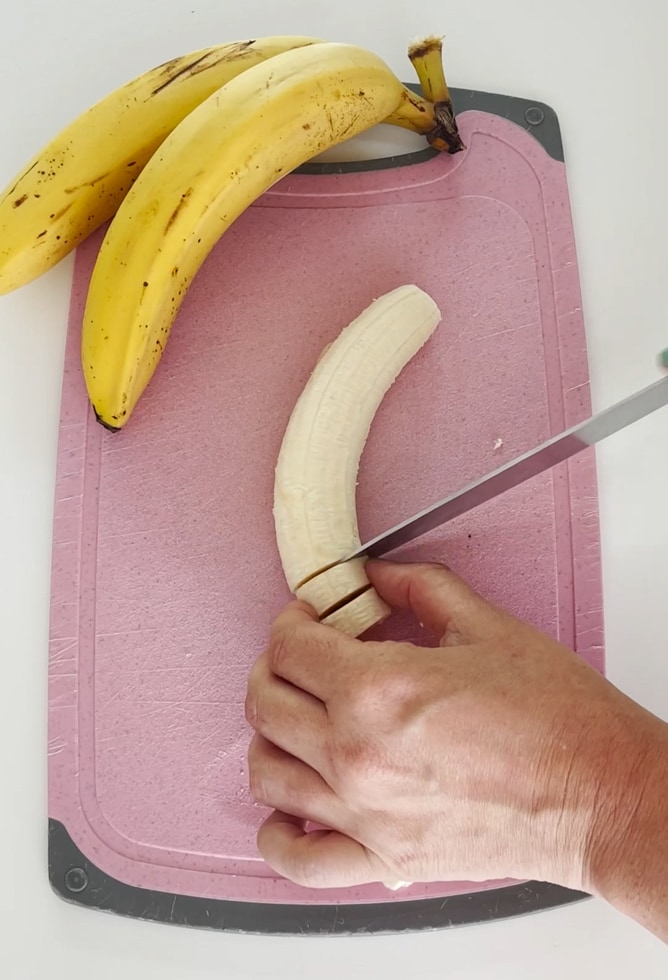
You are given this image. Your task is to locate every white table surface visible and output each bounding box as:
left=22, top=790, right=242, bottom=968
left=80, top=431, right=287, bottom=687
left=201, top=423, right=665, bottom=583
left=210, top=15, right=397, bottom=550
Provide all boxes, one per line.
left=1, top=1, right=667, bottom=975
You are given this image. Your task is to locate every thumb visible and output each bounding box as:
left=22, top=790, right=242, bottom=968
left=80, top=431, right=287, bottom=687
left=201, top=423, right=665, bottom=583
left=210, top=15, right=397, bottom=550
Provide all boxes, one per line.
left=365, top=559, right=502, bottom=643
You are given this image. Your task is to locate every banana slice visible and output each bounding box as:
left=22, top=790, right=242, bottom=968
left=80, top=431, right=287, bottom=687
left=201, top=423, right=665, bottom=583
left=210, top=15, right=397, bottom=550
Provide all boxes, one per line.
left=295, top=559, right=371, bottom=613
left=320, top=589, right=391, bottom=637
left=274, top=284, right=442, bottom=636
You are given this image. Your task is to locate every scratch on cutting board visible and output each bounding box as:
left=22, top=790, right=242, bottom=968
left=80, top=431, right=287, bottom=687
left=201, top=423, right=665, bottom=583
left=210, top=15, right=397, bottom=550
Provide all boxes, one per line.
left=483, top=322, right=533, bottom=340
left=48, top=736, right=67, bottom=757
left=50, top=639, right=77, bottom=661
left=330, top=906, right=340, bottom=933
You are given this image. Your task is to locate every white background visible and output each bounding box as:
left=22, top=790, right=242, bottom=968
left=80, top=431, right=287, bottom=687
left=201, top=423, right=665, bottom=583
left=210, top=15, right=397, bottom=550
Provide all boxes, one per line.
left=1, top=0, right=667, bottom=976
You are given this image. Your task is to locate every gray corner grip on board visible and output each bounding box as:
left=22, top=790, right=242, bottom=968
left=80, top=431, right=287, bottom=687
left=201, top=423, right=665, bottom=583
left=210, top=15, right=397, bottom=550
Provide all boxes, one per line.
left=449, top=87, right=563, bottom=161
left=49, top=819, right=589, bottom=935
left=299, top=84, right=563, bottom=175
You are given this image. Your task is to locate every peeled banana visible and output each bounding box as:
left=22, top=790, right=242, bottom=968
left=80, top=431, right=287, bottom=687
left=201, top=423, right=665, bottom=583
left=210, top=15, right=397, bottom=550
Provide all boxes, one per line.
left=0, top=36, right=457, bottom=294
left=273, top=284, right=442, bottom=637
left=82, top=43, right=416, bottom=429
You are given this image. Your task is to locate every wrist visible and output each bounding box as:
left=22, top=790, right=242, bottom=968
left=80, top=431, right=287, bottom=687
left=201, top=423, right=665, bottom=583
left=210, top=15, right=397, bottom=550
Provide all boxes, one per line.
left=582, top=699, right=668, bottom=939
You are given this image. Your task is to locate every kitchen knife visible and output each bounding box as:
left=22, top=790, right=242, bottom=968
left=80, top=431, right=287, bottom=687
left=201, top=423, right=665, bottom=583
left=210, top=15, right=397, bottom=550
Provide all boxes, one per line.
left=346, top=372, right=668, bottom=560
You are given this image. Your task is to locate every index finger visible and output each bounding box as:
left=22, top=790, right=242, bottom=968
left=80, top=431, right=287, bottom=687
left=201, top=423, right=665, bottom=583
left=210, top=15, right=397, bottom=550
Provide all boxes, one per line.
left=268, top=600, right=359, bottom=702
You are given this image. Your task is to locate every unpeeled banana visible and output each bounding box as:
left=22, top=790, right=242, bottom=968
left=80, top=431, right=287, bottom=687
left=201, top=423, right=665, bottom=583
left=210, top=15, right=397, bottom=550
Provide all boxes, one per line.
left=0, top=37, right=322, bottom=293
left=81, top=43, right=420, bottom=429
left=0, top=36, right=455, bottom=294
left=273, top=284, right=442, bottom=637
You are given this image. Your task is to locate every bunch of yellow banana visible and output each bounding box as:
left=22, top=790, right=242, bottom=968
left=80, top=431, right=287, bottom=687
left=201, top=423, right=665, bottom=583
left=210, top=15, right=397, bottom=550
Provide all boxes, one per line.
left=0, top=33, right=460, bottom=429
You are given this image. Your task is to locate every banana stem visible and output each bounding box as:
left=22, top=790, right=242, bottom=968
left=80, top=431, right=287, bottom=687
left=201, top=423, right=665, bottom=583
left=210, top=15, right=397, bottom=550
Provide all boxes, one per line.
left=387, top=87, right=438, bottom=134
left=405, top=35, right=464, bottom=154
left=408, top=35, right=450, bottom=103
left=387, top=87, right=464, bottom=154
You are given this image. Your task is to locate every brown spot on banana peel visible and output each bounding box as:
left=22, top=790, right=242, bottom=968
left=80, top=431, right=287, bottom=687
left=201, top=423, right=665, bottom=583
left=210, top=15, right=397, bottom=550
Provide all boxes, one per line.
left=64, top=172, right=110, bottom=194
left=155, top=56, right=182, bottom=74
left=49, top=202, right=74, bottom=221
left=94, top=409, right=122, bottom=432
left=5, top=159, right=40, bottom=198
left=150, top=42, right=256, bottom=97
left=387, top=89, right=442, bottom=135
left=338, top=111, right=363, bottom=139
left=155, top=40, right=255, bottom=75
left=151, top=52, right=212, bottom=95
left=406, top=93, right=427, bottom=114
left=165, top=188, right=193, bottom=231
left=12, top=194, right=28, bottom=207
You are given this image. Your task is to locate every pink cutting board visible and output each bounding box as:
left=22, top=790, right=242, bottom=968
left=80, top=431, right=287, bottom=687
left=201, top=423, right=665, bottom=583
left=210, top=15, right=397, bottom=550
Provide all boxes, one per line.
left=48, top=92, right=603, bottom=934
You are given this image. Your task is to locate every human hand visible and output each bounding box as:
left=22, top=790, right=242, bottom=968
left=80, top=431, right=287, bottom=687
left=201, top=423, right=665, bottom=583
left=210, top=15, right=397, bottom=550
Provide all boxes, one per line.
left=245, top=560, right=666, bottom=913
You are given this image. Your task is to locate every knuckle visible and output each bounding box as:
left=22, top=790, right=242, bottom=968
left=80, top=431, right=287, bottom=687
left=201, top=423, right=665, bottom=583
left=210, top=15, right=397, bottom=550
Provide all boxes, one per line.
left=420, top=559, right=451, bottom=576
left=248, top=768, right=271, bottom=807
left=256, top=827, right=316, bottom=887
left=329, top=738, right=377, bottom=803
left=245, top=675, right=270, bottom=730
left=412, top=561, right=451, bottom=593
left=278, top=844, right=329, bottom=889
left=344, top=662, right=409, bottom=725
left=246, top=732, right=262, bottom=766
left=290, top=857, right=329, bottom=889
left=345, top=674, right=382, bottom=722
left=267, top=625, right=297, bottom=674
left=244, top=656, right=267, bottom=728
left=247, top=748, right=272, bottom=806
left=244, top=689, right=259, bottom=728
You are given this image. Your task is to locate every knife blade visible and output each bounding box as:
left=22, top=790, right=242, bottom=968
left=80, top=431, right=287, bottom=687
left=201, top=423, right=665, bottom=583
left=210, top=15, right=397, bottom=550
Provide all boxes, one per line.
left=345, top=373, right=668, bottom=560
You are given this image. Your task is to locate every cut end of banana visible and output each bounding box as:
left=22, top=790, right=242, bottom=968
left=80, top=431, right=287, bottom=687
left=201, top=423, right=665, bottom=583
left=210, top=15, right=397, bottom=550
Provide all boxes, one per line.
left=320, top=587, right=390, bottom=637
left=295, top=557, right=370, bottom=617
left=296, top=559, right=391, bottom=636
